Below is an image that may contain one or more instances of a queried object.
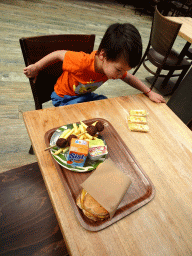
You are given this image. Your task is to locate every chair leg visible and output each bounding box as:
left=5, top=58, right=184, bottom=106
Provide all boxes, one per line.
left=150, top=68, right=162, bottom=90
left=161, top=70, right=175, bottom=88
left=132, top=49, right=149, bottom=75
left=29, top=145, right=35, bottom=155
left=132, top=65, right=140, bottom=76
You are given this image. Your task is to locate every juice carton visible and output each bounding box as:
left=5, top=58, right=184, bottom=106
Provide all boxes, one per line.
left=67, top=138, right=89, bottom=167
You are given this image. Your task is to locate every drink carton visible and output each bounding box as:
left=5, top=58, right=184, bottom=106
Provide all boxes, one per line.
left=67, top=138, right=89, bottom=167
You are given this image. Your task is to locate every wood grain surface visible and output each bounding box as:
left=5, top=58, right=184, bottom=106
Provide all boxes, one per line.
left=167, top=16, right=192, bottom=43
left=0, top=162, right=69, bottom=256
left=44, top=118, right=155, bottom=231
left=22, top=94, right=192, bottom=256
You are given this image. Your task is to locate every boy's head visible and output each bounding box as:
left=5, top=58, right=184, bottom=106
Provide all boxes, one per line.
left=97, top=23, right=142, bottom=68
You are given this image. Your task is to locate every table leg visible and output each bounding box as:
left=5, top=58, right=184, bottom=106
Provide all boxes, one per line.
left=178, top=41, right=191, bottom=63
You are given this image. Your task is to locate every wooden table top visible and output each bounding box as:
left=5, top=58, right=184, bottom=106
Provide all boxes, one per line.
left=23, top=94, right=192, bottom=256
left=167, top=16, right=192, bottom=44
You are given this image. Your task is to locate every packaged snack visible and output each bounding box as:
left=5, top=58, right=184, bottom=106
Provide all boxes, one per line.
left=129, top=110, right=148, bottom=117
left=128, top=116, right=147, bottom=124
left=88, top=145, right=108, bottom=161
left=88, top=138, right=108, bottom=161
left=128, top=123, right=149, bottom=133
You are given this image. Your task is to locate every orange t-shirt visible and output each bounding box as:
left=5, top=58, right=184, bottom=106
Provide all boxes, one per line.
left=54, top=51, right=127, bottom=97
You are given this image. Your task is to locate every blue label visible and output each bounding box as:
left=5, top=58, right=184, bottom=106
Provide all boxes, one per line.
left=68, top=153, right=85, bottom=161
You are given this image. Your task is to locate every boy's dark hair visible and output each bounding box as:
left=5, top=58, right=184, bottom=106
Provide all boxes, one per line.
left=97, top=23, right=142, bottom=68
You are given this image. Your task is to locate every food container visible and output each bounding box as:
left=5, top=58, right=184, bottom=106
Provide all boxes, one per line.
left=88, top=145, right=108, bottom=161
left=67, top=138, right=89, bottom=167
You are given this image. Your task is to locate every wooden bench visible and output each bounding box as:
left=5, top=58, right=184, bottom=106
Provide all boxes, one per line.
left=0, top=162, right=69, bottom=256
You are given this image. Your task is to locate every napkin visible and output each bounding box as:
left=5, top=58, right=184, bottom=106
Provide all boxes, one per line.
left=81, top=158, right=132, bottom=219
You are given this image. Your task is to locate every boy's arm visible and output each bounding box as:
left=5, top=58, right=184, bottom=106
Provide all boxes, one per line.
left=23, top=50, right=66, bottom=82
left=122, top=72, right=166, bottom=103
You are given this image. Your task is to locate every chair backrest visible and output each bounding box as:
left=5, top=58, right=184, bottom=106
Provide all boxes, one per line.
left=150, top=6, right=181, bottom=59
left=184, top=0, right=192, bottom=6
left=176, top=0, right=192, bottom=6
left=20, top=34, right=95, bottom=109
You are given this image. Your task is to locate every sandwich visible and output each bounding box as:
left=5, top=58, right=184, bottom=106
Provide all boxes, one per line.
left=76, top=189, right=109, bottom=221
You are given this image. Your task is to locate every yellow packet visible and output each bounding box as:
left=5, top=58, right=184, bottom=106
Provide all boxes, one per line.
left=128, top=116, right=147, bottom=124
left=129, top=110, right=148, bottom=117
left=128, top=123, right=149, bottom=133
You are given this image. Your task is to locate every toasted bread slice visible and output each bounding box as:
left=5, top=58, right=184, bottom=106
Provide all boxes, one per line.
left=76, top=189, right=109, bottom=221
left=83, top=192, right=109, bottom=218
left=76, top=194, right=82, bottom=209
left=82, top=209, right=99, bottom=221
left=80, top=188, right=87, bottom=208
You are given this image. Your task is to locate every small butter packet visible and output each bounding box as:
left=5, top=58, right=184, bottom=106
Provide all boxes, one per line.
left=88, top=145, right=108, bottom=161
left=129, top=110, right=148, bottom=117
left=128, top=123, right=149, bottom=133
left=88, top=138, right=108, bottom=161
left=128, top=116, right=147, bottom=124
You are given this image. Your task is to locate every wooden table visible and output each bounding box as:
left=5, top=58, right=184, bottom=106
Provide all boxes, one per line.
left=23, top=94, right=192, bottom=256
left=167, top=16, right=192, bottom=44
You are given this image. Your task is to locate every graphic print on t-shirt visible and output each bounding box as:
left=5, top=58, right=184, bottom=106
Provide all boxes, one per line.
left=74, top=81, right=104, bottom=94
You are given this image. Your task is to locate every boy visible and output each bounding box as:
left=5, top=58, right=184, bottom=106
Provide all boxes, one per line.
left=24, top=23, right=165, bottom=105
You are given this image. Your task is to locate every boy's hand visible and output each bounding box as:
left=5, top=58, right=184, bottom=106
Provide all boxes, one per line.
left=23, top=64, right=39, bottom=83
left=147, top=91, right=166, bottom=103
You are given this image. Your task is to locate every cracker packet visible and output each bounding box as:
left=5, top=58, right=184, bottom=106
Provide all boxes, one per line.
left=128, top=109, right=149, bottom=132
left=129, top=110, right=148, bottom=117
left=128, top=116, right=147, bottom=124
left=128, top=123, right=149, bottom=133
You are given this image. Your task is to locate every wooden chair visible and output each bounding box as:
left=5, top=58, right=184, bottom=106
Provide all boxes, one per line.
left=19, top=34, right=95, bottom=154
left=186, top=48, right=192, bottom=59
left=164, top=1, right=192, bottom=63
left=134, top=0, right=160, bottom=16
left=0, top=162, right=69, bottom=256
left=168, top=0, right=192, bottom=16
left=161, top=0, right=192, bottom=61
left=133, top=6, right=191, bottom=94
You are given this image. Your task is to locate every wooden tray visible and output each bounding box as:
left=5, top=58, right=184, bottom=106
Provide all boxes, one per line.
left=44, top=118, right=155, bottom=231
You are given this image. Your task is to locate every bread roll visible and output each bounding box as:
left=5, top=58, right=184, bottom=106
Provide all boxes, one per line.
left=76, top=189, right=109, bottom=221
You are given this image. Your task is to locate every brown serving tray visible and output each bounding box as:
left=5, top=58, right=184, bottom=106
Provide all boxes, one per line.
left=44, top=118, right=155, bottom=231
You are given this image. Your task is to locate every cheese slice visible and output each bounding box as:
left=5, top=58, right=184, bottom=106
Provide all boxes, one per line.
left=128, top=123, right=149, bottom=132
left=128, top=116, right=147, bottom=124
left=129, top=110, right=148, bottom=117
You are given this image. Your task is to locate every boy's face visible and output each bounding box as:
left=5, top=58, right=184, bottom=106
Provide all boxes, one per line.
left=98, top=51, right=131, bottom=79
